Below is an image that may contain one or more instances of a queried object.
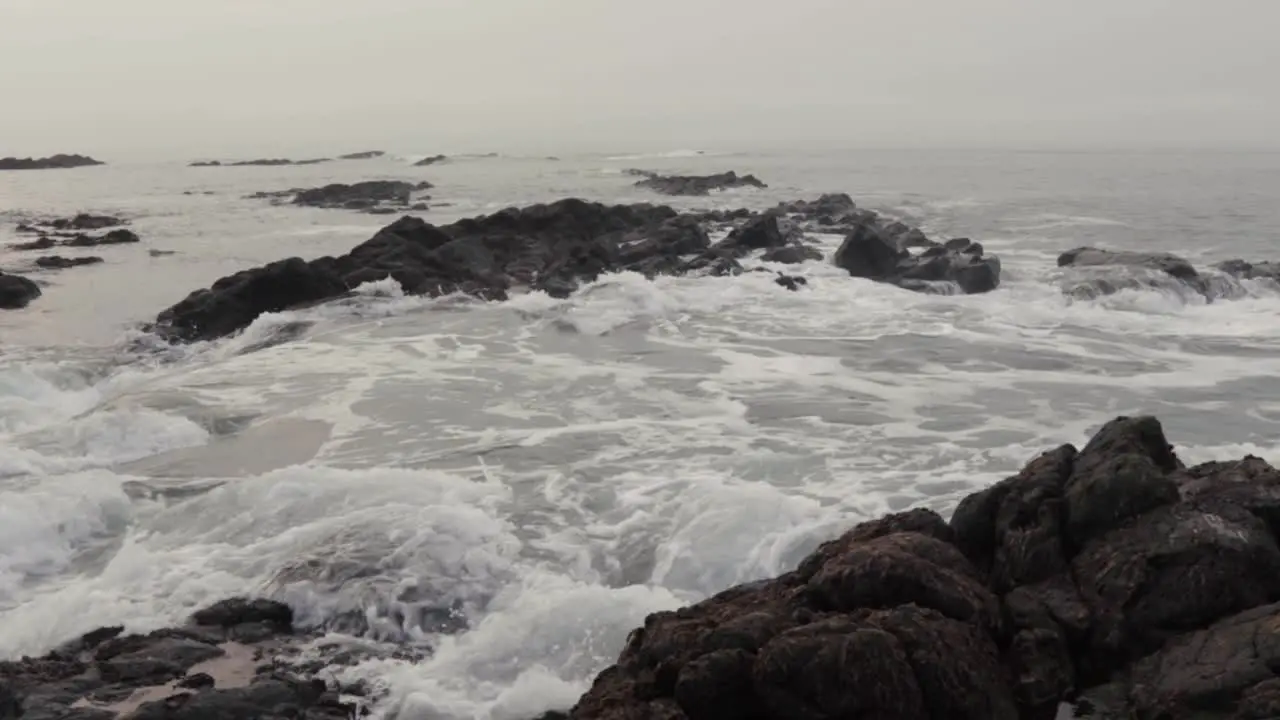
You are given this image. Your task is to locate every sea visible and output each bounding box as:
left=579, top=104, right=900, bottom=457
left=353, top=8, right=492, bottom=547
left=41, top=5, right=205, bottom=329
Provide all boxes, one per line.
left=2, top=148, right=1279, bottom=719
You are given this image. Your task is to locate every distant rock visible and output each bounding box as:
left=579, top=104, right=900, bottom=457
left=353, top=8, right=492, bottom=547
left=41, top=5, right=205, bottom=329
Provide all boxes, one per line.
left=50, top=213, right=124, bottom=231
left=247, top=180, right=430, bottom=214
left=413, top=154, right=447, bottom=167
left=337, top=150, right=385, bottom=160
left=0, top=154, right=104, bottom=170
left=65, top=229, right=141, bottom=247
left=12, top=236, right=57, bottom=251
left=632, top=170, right=767, bottom=196
left=190, top=158, right=332, bottom=167
left=149, top=249, right=177, bottom=257
left=0, top=271, right=40, bottom=309
left=834, top=220, right=1001, bottom=294
left=35, top=255, right=104, bottom=269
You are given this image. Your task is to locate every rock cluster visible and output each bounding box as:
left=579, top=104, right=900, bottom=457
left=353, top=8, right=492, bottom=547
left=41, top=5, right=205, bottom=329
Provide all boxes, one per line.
left=149, top=196, right=999, bottom=342
left=0, top=154, right=104, bottom=170
left=566, top=416, right=1280, bottom=720
left=247, top=181, right=433, bottom=214
left=1058, top=247, right=1280, bottom=301
left=630, top=170, right=768, bottom=196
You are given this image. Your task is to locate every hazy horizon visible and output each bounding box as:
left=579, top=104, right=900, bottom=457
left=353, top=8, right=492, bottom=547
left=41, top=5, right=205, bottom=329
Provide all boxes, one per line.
left=3, top=0, right=1278, bottom=161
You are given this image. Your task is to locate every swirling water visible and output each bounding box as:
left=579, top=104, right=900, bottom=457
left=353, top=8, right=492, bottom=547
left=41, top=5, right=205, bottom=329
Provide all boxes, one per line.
left=2, top=149, right=1279, bottom=718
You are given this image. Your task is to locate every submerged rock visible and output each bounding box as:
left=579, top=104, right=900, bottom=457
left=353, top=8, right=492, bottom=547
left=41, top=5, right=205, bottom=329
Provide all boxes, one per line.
left=0, top=271, right=41, bottom=309
left=1057, top=246, right=1279, bottom=301
left=0, top=154, right=104, bottom=170
left=35, top=255, right=104, bottom=269
left=834, top=221, right=1000, bottom=294
left=632, top=170, right=767, bottom=196
left=567, top=416, right=1280, bottom=720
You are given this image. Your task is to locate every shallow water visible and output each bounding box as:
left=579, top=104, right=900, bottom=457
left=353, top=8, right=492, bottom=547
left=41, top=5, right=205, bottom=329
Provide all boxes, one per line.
left=2, top=148, right=1279, bottom=718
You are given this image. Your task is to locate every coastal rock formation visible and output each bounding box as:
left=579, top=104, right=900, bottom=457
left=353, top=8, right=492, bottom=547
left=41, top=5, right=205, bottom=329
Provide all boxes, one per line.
left=35, top=255, right=104, bottom=269
left=413, top=154, right=448, bottom=166
left=12, top=229, right=139, bottom=251
left=0, top=271, right=41, bottom=309
left=150, top=197, right=999, bottom=342
left=631, top=170, right=767, bottom=196
left=337, top=150, right=385, bottom=160
left=566, top=416, right=1280, bottom=720
left=1057, top=246, right=1280, bottom=301
left=189, top=158, right=331, bottom=167
left=0, top=154, right=104, bottom=170
left=247, top=181, right=433, bottom=213
left=835, top=222, right=1001, bottom=294
left=0, top=598, right=382, bottom=720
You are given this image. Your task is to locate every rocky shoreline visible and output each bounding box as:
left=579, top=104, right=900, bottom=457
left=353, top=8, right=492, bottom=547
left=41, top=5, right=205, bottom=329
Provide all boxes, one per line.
left=0, top=154, right=104, bottom=170
left=6, top=416, right=1280, bottom=720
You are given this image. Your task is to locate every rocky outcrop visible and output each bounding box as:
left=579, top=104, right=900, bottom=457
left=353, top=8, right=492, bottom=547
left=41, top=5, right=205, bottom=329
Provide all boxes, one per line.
left=1057, top=247, right=1280, bottom=301
left=337, top=150, right=385, bottom=160
left=35, top=255, right=104, bottom=269
left=632, top=171, right=767, bottom=196
left=12, top=229, right=139, bottom=251
left=0, top=598, right=385, bottom=720
left=0, top=154, right=104, bottom=170
left=14, top=214, right=124, bottom=234
left=150, top=196, right=994, bottom=342
left=413, top=154, right=448, bottom=167
left=189, top=158, right=331, bottom=167
left=835, top=222, right=1001, bottom=294
left=247, top=181, right=432, bottom=214
left=0, top=271, right=41, bottom=309
left=566, top=416, right=1280, bottom=720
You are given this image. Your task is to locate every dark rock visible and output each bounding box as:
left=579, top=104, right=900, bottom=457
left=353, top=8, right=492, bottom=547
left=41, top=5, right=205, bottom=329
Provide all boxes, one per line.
left=150, top=249, right=177, bottom=257
left=291, top=181, right=417, bottom=211
left=191, top=158, right=331, bottom=167
left=12, top=236, right=57, bottom=251
left=0, top=154, right=104, bottom=170
left=774, top=274, right=806, bottom=291
left=64, top=229, right=140, bottom=247
left=48, top=214, right=123, bottom=231
left=192, top=598, right=294, bottom=630
left=408, top=202, right=429, bottom=211
left=0, top=271, right=40, bottom=309
left=1217, top=258, right=1280, bottom=284
left=35, top=255, right=104, bottom=269
left=761, top=245, right=823, bottom=264
left=337, top=151, right=385, bottom=160
left=834, top=222, right=1001, bottom=295
left=1058, top=247, right=1199, bottom=279
left=177, top=673, right=216, bottom=690
left=413, top=154, right=447, bottom=166
left=711, top=215, right=788, bottom=257
left=1, top=680, right=19, bottom=720
left=634, top=171, right=767, bottom=196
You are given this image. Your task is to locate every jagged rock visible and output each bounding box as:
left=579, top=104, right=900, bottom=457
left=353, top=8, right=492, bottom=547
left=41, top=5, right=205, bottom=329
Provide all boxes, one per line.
left=35, top=255, right=104, bottom=269
left=834, top=221, right=1000, bottom=294
left=633, top=171, right=767, bottom=196
left=292, top=181, right=416, bottom=210
left=0, top=271, right=40, bottom=309
left=191, top=598, right=294, bottom=630
left=0, top=154, right=103, bottom=170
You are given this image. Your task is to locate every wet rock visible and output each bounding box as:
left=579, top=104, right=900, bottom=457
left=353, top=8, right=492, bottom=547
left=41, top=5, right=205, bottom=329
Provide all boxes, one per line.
left=834, top=221, right=1001, bottom=294
left=633, top=171, right=767, bottom=196
left=35, top=255, right=104, bottom=269
left=1058, top=247, right=1199, bottom=279
left=710, top=215, right=789, bottom=257
left=291, top=181, right=418, bottom=211
left=761, top=245, right=823, bottom=264
left=192, top=598, right=294, bottom=630
left=413, top=154, right=447, bottom=166
left=0, top=271, right=40, bottom=309
left=11, top=236, right=56, bottom=251
left=1217, top=258, right=1280, bottom=284
left=774, top=274, right=806, bottom=291
left=65, top=229, right=141, bottom=247
left=50, top=214, right=123, bottom=231
left=0, top=154, right=104, bottom=170
left=337, top=151, right=385, bottom=160
left=177, top=673, right=215, bottom=690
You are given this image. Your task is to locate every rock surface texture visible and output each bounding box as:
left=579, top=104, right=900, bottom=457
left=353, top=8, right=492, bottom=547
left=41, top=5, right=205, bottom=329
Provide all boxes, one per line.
left=0, top=271, right=41, bottom=309
left=1057, top=246, right=1279, bottom=301
left=563, top=415, right=1280, bottom=720
left=631, top=170, right=768, bottom=196
left=0, top=154, right=104, bottom=170
left=149, top=195, right=998, bottom=342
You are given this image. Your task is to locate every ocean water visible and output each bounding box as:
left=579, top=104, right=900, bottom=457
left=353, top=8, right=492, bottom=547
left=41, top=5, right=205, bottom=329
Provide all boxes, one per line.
left=2, top=149, right=1279, bottom=718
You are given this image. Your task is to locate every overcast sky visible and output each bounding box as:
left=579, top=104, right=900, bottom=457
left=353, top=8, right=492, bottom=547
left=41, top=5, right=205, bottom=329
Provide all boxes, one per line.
left=1, top=0, right=1277, bottom=159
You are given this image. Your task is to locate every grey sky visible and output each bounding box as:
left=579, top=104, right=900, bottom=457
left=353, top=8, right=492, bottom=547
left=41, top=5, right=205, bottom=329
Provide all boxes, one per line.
left=2, top=0, right=1277, bottom=158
